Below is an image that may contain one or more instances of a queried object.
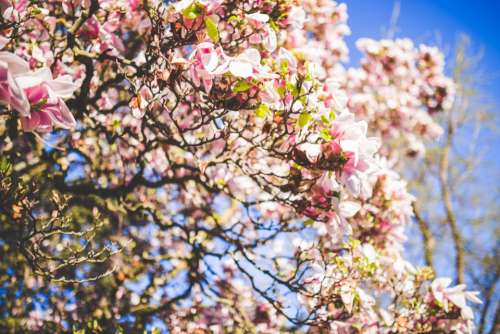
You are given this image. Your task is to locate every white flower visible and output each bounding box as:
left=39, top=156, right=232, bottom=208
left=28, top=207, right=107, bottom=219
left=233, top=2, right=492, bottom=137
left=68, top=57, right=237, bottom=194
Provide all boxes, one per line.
left=431, top=277, right=482, bottom=319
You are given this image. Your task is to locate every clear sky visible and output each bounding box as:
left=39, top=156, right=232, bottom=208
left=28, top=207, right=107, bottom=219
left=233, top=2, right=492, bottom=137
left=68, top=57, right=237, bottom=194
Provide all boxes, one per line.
left=345, top=0, right=500, bottom=66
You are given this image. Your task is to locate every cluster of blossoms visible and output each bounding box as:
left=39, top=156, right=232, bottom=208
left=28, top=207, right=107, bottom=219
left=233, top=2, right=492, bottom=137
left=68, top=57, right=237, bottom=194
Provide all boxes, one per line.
left=0, top=0, right=480, bottom=333
left=345, top=38, right=455, bottom=158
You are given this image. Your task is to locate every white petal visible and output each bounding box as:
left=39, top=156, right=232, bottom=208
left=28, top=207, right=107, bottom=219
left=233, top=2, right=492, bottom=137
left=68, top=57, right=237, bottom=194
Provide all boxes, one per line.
left=461, top=306, right=474, bottom=320
left=173, top=0, right=193, bottom=11
left=0, top=52, right=30, bottom=75
left=465, top=291, right=482, bottom=304
left=238, top=48, right=261, bottom=65
left=302, top=143, right=321, bottom=163
left=448, top=292, right=467, bottom=310
left=0, top=36, right=9, bottom=49
left=229, top=60, right=253, bottom=78
left=15, top=67, right=53, bottom=89
left=47, top=75, right=79, bottom=98
left=338, top=201, right=360, bottom=218
left=340, top=139, right=359, bottom=165
left=340, top=288, right=354, bottom=313
left=246, top=12, right=269, bottom=23
left=433, top=277, right=452, bottom=290
left=264, top=27, right=277, bottom=52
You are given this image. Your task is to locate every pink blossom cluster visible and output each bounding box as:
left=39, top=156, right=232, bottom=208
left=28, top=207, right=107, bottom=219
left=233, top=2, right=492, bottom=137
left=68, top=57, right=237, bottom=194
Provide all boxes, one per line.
left=345, top=38, right=455, bottom=157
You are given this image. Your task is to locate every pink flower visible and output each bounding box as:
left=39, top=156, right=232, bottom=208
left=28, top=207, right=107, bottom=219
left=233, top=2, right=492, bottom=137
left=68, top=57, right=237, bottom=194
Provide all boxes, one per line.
left=189, top=42, right=219, bottom=93
left=15, top=67, right=78, bottom=132
left=0, top=47, right=78, bottom=132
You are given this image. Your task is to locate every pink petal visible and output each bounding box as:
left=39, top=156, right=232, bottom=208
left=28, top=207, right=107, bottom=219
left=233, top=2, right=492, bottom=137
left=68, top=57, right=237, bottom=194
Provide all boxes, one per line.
left=43, top=99, right=76, bottom=129
left=21, top=112, right=41, bottom=132
left=25, top=84, right=49, bottom=103
left=202, top=78, right=213, bottom=94
left=197, top=42, right=218, bottom=72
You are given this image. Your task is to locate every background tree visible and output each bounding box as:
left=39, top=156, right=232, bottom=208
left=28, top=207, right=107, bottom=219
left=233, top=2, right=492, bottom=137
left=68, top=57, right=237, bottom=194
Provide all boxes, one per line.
left=407, top=35, right=499, bottom=334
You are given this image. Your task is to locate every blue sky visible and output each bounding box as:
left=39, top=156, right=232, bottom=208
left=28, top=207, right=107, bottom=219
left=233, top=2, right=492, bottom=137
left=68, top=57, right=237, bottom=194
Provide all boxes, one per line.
left=345, top=0, right=500, bottom=66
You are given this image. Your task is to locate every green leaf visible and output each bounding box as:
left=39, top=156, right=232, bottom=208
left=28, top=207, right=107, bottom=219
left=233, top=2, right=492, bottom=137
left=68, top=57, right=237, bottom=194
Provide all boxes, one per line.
left=304, top=71, right=313, bottom=81
left=255, top=104, right=270, bottom=118
left=286, top=82, right=298, bottom=96
left=280, top=59, right=288, bottom=75
left=0, top=157, right=11, bottom=174
left=298, top=112, right=312, bottom=128
left=319, top=128, right=332, bottom=141
left=304, top=219, right=315, bottom=226
left=329, top=110, right=337, bottom=121
left=182, top=3, right=203, bottom=20
left=228, top=15, right=239, bottom=24
left=269, top=20, right=279, bottom=32
left=348, top=238, right=361, bottom=248
left=233, top=80, right=250, bottom=93
left=277, top=85, right=286, bottom=97
left=204, top=17, right=219, bottom=43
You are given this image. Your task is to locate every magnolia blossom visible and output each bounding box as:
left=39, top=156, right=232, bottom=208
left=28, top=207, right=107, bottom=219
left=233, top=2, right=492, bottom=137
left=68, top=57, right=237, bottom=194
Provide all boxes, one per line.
left=16, top=68, right=77, bottom=132
left=189, top=42, right=219, bottom=93
left=215, top=48, right=278, bottom=80
left=431, top=277, right=482, bottom=319
left=0, top=48, right=77, bottom=132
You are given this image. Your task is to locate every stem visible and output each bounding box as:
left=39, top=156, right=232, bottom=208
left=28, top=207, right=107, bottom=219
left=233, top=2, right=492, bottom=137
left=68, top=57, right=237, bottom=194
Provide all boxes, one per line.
left=438, top=106, right=465, bottom=284
left=412, top=202, right=435, bottom=270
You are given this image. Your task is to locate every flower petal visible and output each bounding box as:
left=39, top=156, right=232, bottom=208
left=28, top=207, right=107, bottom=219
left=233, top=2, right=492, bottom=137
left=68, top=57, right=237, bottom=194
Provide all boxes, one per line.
left=338, top=201, right=360, bottom=218
left=238, top=48, right=261, bottom=65
left=47, top=75, right=79, bottom=98
left=0, top=36, right=9, bottom=49
left=229, top=60, right=253, bottom=78
left=0, top=52, right=30, bottom=75
left=15, top=67, right=53, bottom=89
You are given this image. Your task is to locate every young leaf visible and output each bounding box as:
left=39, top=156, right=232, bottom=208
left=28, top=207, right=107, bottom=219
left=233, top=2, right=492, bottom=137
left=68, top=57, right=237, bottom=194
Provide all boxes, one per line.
left=182, top=3, right=203, bottom=20
left=255, top=104, right=270, bottom=118
left=319, top=128, right=332, bottom=141
left=233, top=80, right=250, bottom=93
left=205, top=17, right=219, bottom=43
left=298, top=112, right=312, bottom=127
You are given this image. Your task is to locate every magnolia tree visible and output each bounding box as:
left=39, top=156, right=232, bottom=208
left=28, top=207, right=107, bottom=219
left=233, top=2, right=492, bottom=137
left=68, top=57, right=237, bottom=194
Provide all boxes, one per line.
left=0, top=0, right=484, bottom=333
